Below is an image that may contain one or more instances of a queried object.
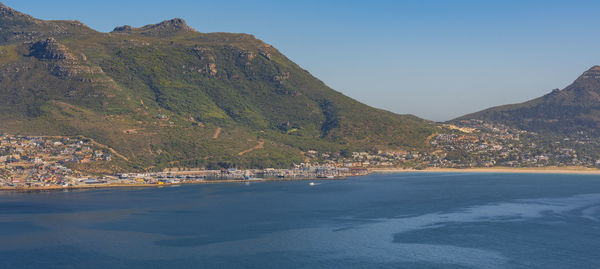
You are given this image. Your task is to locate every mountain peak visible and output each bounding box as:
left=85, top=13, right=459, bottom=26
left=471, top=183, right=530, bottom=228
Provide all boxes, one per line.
left=157, top=18, right=189, bottom=28
left=575, top=65, right=600, bottom=83
left=111, top=25, right=133, bottom=32
left=112, top=18, right=196, bottom=36
left=455, top=65, right=600, bottom=137
left=139, top=18, right=194, bottom=32
left=0, top=1, right=34, bottom=20
left=0, top=1, right=11, bottom=11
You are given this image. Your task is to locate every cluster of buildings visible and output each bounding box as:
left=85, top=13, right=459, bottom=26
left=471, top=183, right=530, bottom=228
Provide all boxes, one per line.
left=116, top=165, right=368, bottom=185
left=0, top=133, right=369, bottom=189
left=426, top=120, right=600, bottom=168
left=304, top=150, right=425, bottom=169
left=0, top=134, right=112, bottom=188
left=304, top=150, right=408, bottom=168
left=303, top=120, right=600, bottom=169
left=4, top=119, right=600, bottom=189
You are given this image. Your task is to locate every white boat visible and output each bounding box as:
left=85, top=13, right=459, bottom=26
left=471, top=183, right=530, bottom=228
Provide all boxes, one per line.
left=309, top=182, right=315, bottom=186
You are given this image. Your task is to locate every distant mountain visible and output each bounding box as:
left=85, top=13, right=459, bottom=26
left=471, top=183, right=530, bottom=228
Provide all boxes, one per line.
left=0, top=3, right=435, bottom=171
left=453, top=66, right=600, bottom=137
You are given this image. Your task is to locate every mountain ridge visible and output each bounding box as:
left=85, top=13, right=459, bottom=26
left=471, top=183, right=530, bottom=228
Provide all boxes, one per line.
left=0, top=3, right=435, bottom=171
left=111, top=18, right=197, bottom=36
left=453, top=65, right=600, bottom=137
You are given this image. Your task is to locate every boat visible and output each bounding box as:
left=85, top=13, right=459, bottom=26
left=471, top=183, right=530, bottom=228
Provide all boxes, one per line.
left=309, top=182, right=315, bottom=186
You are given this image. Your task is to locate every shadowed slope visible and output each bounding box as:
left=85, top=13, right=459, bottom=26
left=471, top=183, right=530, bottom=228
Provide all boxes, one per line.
left=454, top=66, right=600, bottom=136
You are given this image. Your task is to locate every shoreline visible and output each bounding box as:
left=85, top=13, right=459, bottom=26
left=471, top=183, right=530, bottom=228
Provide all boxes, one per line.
left=5, top=166, right=600, bottom=191
left=370, top=167, right=600, bottom=175
left=0, top=177, right=345, bottom=192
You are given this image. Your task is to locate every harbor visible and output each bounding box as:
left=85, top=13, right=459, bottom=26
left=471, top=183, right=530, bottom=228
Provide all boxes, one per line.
left=0, top=166, right=369, bottom=191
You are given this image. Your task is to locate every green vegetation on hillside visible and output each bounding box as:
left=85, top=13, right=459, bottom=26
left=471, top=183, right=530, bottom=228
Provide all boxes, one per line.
left=0, top=2, right=435, bottom=171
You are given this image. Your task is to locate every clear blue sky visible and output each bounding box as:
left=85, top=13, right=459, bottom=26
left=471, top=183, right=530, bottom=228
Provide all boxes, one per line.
left=4, top=0, right=600, bottom=121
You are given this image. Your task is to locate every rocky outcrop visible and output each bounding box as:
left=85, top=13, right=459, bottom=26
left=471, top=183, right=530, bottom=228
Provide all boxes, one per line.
left=0, top=3, right=94, bottom=44
left=239, top=51, right=255, bottom=66
left=27, top=38, right=118, bottom=92
left=207, top=63, right=218, bottom=77
left=559, top=65, right=600, bottom=104
left=0, top=2, right=41, bottom=43
left=49, top=63, right=103, bottom=80
left=575, top=65, right=600, bottom=81
left=144, top=18, right=193, bottom=31
left=259, top=50, right=272, bottom=60
left=239, top=51, right=255, bottom=61
left=111, top=18, right=196, bottom=37
left=29, top=38, right=77, bottom=61
left=0, top=2, right=35, bottom=20
left=273, top=72, right=290, bottom=82
left=112, top=25, right=133, bottom=32
left=192, top=46, right=218, bottom=77
left=273, top=71, right=291, bottom=87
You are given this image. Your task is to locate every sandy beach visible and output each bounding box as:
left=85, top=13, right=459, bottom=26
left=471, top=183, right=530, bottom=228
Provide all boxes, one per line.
left=371, top=167, right=600, bottom=175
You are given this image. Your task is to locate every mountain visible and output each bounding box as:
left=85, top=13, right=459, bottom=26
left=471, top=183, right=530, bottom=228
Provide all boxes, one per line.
left=0, top=3, right=435, bottom=171
left=453, top=66, right=600, bottom=137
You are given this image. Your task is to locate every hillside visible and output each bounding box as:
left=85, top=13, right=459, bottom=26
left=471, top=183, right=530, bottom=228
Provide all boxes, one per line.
left=0, top=3, right=435, bottom=171
left=454, top=66, right=600, bottom=137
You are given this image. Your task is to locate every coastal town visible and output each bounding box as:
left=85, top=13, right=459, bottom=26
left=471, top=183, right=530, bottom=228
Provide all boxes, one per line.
left=425, top=120, right=600, bottom=169
left=2, top=122, right=600, bottom=190
left=0, top=134, right=369, bottom=189
left=0, top=134, right=114, bottom=188
left=312, top=120, right=600, bottom=169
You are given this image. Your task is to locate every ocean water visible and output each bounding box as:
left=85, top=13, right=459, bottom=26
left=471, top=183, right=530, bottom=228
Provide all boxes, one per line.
left=1, top=173, right=600, bottom=269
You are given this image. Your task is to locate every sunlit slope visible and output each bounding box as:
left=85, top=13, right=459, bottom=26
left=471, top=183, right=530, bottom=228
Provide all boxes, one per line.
left=0, top=2, right=434, bottom=170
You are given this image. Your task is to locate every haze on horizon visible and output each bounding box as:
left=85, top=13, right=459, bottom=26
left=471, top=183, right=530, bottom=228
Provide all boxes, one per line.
left=5, top=0, right=600, bottom=122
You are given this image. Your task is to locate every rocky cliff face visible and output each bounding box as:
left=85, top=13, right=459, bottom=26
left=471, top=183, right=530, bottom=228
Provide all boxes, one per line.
left=556, top=65, right=600, bottom=104
left=29, top=38, right=78, bottom=61
left=0, top=2, right=33, bottom=19
left=28, top=38, right=103, bottom=79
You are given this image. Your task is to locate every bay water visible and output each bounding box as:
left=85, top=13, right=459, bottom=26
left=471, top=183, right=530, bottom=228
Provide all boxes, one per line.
left=1, top=173, right=600, bottom=268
